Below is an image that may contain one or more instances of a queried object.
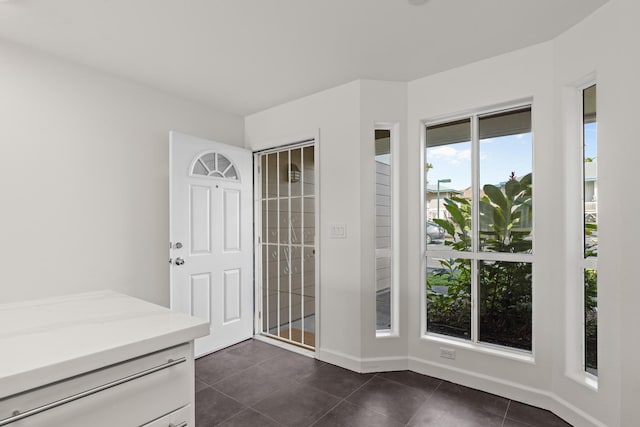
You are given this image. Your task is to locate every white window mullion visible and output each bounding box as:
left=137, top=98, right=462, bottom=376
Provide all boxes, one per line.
left=264, top=159, right=269, bottom=334
left=276, top=154, right=281, bottom=337
left=300, top=150, right=305, bottom=345
left=471, top=114, right=480, bottom=343
left=288, top=151, right=293, bottom=340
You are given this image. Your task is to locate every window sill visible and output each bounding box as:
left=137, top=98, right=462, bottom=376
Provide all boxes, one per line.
left=376, top=330, right=399, bottom=339
left=421, top=333, right=535, bottom=364
left=566, top=370, right=598, bottom=391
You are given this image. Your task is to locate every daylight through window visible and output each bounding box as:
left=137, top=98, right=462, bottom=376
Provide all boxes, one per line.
left=425, top=105, right=533, bottom=351
left=582, top=84, right=598, bottom=376
left=375, top=128, right=396, bottom=333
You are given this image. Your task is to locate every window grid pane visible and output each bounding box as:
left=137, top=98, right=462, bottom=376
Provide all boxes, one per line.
left=478, top=261, right=532, bottom=351
left=375, top=129, right=393, bottom=331
left=478, top=108, right=533, bottom=254
left=583, top=84, right=598, bottom=376
left=426, top=258, right=472, bottom=339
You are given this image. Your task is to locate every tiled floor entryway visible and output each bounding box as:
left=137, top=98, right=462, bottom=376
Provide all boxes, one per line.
left=195, top=339, right=570, bottom=426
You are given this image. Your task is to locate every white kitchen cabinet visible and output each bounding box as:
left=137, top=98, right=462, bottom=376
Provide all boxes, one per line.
left=0, top=291, right=208, bottom=427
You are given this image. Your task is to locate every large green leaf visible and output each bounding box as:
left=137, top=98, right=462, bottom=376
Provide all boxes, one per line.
left=519, top=173, right=532, bottom=193
left=450, top=195, right=471, bottom=206
left=492, top=208, right=507, bottom=231
left=433, top=218, right=455, bottom=237
left=483, top=184, right=508, bottom=212
left=445, top=200, right=466, bottom=229
left=505, top=179, right=521, bottom=201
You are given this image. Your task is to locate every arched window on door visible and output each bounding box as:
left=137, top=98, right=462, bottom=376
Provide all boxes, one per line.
left=191, top=152, right=239, bottom=180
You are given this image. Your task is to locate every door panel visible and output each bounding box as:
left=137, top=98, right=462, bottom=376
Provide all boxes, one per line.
left=224, top=269, right=241, bottom=323
left=170, top=131, right=253, bottom=357
left=223, top=189, right=241, bottom=251
left=190, top=273, right=211, bottom=322
left=190, top=185, right=211, bottom=254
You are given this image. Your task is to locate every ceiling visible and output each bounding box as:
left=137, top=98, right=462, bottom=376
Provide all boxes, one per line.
left=0, top=0, right=607, bottom=116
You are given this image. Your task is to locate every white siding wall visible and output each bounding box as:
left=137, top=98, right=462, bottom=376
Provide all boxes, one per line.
left=375, top=161, right=391, bottom=293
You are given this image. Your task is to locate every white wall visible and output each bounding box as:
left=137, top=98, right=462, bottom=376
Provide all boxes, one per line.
left=245, top=81, right=364, bottom=365
left=358, top=80, right=409, bottom=366
left=0, top=40, right=244, bottom=306
left=555, top=0, right=640, bottom=425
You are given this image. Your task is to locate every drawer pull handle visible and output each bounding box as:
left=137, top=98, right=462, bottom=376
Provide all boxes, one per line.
left=169, top=422, right=187, bottom=427
left=0, top=357, right=186, bottom=426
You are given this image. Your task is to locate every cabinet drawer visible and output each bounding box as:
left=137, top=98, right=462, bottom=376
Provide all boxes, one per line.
left=142, top=405, right=191, bottom=427
left=0, top=345, right=191, bottom=426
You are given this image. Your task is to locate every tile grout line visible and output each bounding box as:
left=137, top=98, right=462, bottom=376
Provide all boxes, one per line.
left=197, top=346, right=286, bottom=386
left=198, top=385, right=250, bottom=426
left=202, top=381, right=289, bottom=426
left=404, top=379, right=443, bottom=426
left=307, top=373, right=380, bottom=426
left=195, top=345, right=294, bottom=426
left=244, top=405, right=287, bottom=426
left=501, top=400, right=512, bottom=426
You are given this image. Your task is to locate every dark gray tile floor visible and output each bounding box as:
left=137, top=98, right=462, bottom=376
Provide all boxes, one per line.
left=195, top=339, right=571, bottom=427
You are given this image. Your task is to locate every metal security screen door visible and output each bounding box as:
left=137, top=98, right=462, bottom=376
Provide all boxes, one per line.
left=255, top=143, right=316, bottom=349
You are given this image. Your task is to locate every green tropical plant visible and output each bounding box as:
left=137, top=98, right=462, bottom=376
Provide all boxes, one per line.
left=479, top=172, right=532, bottom=253
left=426, top=173, right=533, bottom=350
left=426, top=259, right=471, bottom=338
left=584, top=269, right=598, bottom=371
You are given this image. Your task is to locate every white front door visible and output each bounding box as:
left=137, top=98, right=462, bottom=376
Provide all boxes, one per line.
left=170, top=131, right=253, bottom=357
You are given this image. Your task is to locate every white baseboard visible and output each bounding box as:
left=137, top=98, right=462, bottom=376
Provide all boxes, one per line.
left=408, top=356, right=606, bottom=427
left=359, top=356, right=408, bottom=373
left=309, top=347, right=606, bottom=427
left=315, top=347, right=363, bottom=372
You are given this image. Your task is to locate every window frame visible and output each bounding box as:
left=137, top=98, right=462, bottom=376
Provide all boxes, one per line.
left=580, top=82, right=598, bottom=381
left=562, top=76, right=598, bottom=390
left=419, top=99, right=535, bottom=358
left=376, top=122, right=400, bottom=337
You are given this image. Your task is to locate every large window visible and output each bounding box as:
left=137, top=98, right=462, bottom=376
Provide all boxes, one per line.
left=425, top=105, right=533, bottom=351
left=582, top=84, right=598, bottom=376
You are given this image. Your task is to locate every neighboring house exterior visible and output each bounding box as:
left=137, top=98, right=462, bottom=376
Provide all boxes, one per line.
left=376, top=160, right=391, bottom=293
left=425, top=185, right=463, bottom=221
left=584, top=160, right=598, bottom=222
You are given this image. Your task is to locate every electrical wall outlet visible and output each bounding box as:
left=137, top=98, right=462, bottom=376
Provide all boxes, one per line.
left=440, top=347, right=456, bottom=360
left=329, top=223, right=347, bottom=238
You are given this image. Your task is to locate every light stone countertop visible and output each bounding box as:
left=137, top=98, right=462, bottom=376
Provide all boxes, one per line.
left=0, top=290, right=209, bottom=398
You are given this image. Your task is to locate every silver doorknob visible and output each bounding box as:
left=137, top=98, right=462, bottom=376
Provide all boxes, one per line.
left=174, top=257, right=185, bottom=266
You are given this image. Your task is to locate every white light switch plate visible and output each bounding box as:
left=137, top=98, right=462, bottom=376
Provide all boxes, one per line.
left=329, top=223, right=347, bottom=239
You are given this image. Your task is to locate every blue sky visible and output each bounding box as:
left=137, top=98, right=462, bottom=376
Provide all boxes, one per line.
left=426, top=123, right=597, bottom=191
left=584, top=122, right=597, bottom=160
left=426, top=133, right=532, bottom=191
